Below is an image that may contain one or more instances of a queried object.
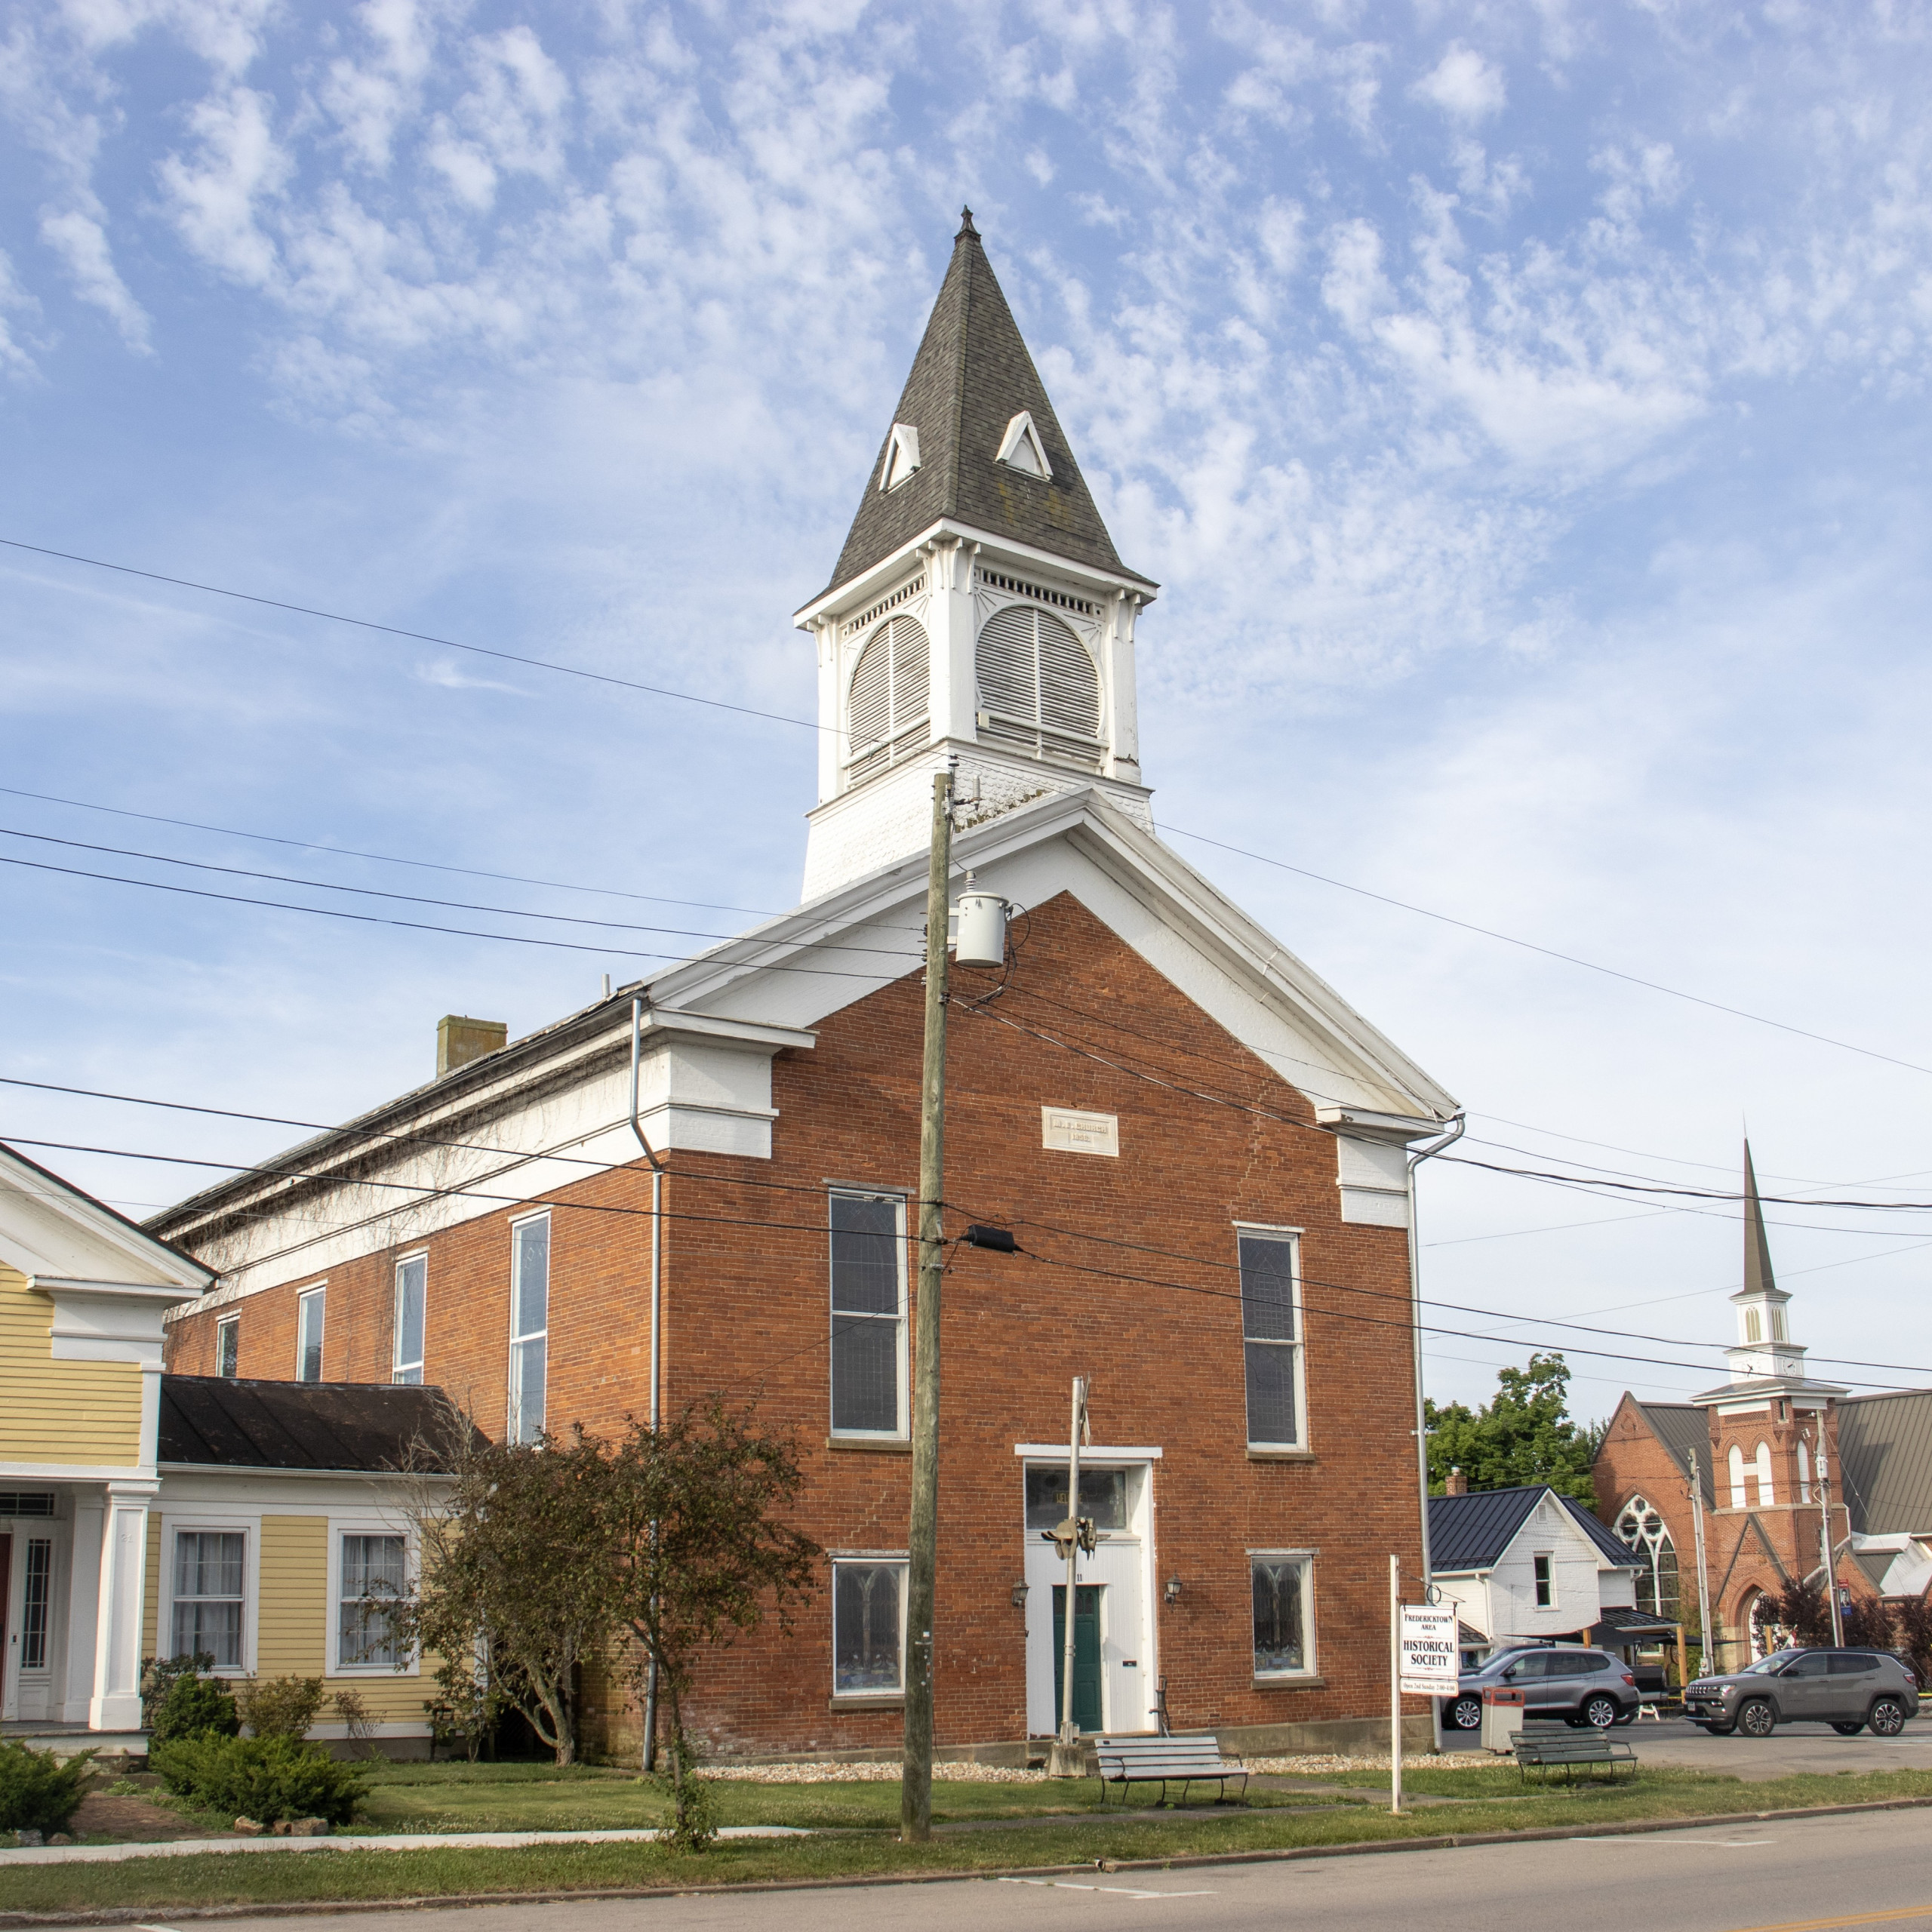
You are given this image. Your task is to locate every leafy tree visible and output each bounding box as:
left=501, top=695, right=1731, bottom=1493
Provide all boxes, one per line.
left=1426, top=1352, right=1598, bottom=1501
left=1760, top=1577, right=1832, bottom=1647
left=604, top=1401, right=820, bottom=1850
left=1891, top=1592, right=1932, bottom=1684
left=401, top=1423, right=622, bottom=1767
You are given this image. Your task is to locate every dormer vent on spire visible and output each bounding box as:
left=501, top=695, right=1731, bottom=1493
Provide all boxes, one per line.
left=995, top=410, right=1053, bottom=479
left=880, top=423, right=922, bottom=491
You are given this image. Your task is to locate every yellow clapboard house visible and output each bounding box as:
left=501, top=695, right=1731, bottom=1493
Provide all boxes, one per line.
left=2, top=1144, right=449, bottom=1757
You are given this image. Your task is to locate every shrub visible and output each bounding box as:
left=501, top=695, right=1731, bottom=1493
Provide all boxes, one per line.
left=140, top=1653, right=212, bottom=1730
left=149, top=1670, right=240, bottom=1745
left=0, top=1742, right=94, bottom=1835
left=152, top=1734, right=366, bottom=1826
left=237, top=1675, right=325, bottom=1740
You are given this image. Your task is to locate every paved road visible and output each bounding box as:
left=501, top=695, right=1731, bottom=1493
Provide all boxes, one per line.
left=188, top=1805, right=1932, bottom=1932
left=1595, top=1715, right=1932, bottom=1780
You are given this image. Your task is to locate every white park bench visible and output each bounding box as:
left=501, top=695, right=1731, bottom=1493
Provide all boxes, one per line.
left=1094, top=1734, right=1249, bottom=1806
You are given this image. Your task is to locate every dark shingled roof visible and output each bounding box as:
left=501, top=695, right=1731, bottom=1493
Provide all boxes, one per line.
left=1430, top=1485, right=1643, bottom=1573
left=822, top=211, right=1152, bottom=601
left=1838, top=1388, right=1932, bottom=1537
left=159, top=1376, right=466, bottom=1472
left=1636, top=1401, right=1718, bottom=1505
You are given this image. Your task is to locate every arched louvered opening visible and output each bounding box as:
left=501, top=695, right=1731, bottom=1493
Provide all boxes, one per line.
left=845, top=615, right=930, bottom=781
left=975, top=603, right=1103, bottom=768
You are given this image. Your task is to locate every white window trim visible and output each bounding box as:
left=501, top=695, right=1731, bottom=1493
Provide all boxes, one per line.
left=327, top=1518, right=419, bottom=1678
left=508, top=1211, right=551, bottom=1444
left=1235, top=1223, right=1307, bottom=1453
left=159, top=1515, right=260, bottom=1679
left=1533, top=1551, right=1556, bottom=1608
left=392, top=1251, right=428, bottom=1385
left=827, top=1189, right=910, bottom=1443
left=1249, top=1548, right=1318, bottom=1681
left=294, top=1284, right=326, bottom=1383
left=215, top=1314, right=239, bottom=1378
left=829, top=1553, right=909, bottom=1701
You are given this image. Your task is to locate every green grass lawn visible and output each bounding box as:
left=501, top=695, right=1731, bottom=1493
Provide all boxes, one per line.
left=8, top=1764, right=1932, bottom=1920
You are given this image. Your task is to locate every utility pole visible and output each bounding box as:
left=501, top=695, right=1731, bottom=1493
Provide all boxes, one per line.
left=1817, top=1425, right=1844, bottom=1647
left=1389, top=1554, right=1404, bottom=1817
left=901, top=767, right=953, bottom=1844
left=1052, top=1377, right=1091, bottom=1774
left=1687, top=1447, right=1713, bottom=1678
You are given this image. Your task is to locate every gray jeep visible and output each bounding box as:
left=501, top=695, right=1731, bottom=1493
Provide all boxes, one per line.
left=1682, top=1647, right=1918, bottom=1737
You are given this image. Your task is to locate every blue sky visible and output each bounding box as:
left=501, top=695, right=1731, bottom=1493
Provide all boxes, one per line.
left=5, top=0, right=1932, bottom=1418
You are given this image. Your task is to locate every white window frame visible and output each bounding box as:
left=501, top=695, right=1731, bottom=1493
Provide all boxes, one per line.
left=1533, top=1551, right=1555, bottom=1608
left=508, top=1211, right=551, bottom=1444
left=159, top=1515, right=260, bottom=1678
left=829, top=1552, right=909, bottom=1701
left=827, top=1189, right=910, bottom=1442
left=1235, top=1223, right=1306, bottom=1451
left=392, top=1251, right=427, bottom=1385
left=1247, top=1548, right=1318, bottom=1681
left=295, top=1284, right=326, bottom=1383
left=327, top=1518, right=418, bottom=1678
left=216, top=1315, right=239, bottom=1379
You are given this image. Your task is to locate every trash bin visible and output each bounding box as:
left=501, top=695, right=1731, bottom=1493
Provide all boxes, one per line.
left=1481, top=1684, right=1525, bottom=1753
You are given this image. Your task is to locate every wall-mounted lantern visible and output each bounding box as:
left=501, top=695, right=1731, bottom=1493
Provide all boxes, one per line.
left=1011, top=1581, right=1030, bottom=1609
left=1164, top=1574, right=1183, bottom=1605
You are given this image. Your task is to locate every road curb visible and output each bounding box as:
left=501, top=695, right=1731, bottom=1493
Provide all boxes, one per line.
left=7, top=1792, right=1932, bottom=1926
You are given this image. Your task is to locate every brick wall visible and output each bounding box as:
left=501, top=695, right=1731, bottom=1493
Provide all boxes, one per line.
left=168, top=893, right=1429, bottom=1755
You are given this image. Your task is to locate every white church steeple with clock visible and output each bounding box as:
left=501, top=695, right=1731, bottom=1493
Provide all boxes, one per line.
left=792, top=210, right=1161, bottom=901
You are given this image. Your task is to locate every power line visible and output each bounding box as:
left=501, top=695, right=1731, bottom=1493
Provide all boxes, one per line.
left=0, top=851, right=909, bottom=983
left=0, top=536, right=830, bottom=737
left=0, top=783, right=785, bottom=920
left=1159, top=820, right=1932, bottom=1081
left=0, top=825, right=921, bottom=960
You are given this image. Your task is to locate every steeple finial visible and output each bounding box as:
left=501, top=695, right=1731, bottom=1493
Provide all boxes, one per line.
left=956, top=205, right=979, bottom=241
left=1743, top=1139, right=1777, bottom=1301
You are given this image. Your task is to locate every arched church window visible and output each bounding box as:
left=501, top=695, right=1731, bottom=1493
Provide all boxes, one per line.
left=1614, top=1497, right=1680, bottom=1620
left=1744, top=1307, right=1762, bottom=1344
left=846, top=616, right=930, bottom=780
left=976, top=604, right=1103, bottom=768
left=1728, top=1443, right=1746, bottom=1508
left=1798, top=1436, right=1812, bottom=1503
left=1770, top=1306, right=1786, bottom=1340
left=1755, top=1440, right=1775, bottom=1508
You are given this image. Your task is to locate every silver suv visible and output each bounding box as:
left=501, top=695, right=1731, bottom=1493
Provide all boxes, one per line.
left=1683, top=1647, right=1918, bottom=1737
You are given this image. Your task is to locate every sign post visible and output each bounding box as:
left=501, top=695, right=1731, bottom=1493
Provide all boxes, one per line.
left=1394, top=1591, right=1459, bottom=1815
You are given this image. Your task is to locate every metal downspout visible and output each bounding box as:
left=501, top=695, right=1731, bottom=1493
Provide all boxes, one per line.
left=1407, top=1111, right=1466, bottom=1754
left=630, top=997, right=666, bottom=1771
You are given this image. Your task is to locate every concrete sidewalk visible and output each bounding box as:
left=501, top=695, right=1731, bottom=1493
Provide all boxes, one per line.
left=0, top=1826, right=810, bottom=1868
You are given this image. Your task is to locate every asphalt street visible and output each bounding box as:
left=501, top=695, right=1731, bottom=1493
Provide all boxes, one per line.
left=178, top=1804, right=1932, bottom=1932
left=1567, top=1715, right=1932, bottom=1780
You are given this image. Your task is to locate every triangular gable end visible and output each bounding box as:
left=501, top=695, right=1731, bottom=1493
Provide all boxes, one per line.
left=880, top=423, right=922, bottom=492
left=996, top=410, right=1053, bottom=480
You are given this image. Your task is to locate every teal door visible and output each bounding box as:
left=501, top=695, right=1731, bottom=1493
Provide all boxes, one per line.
left=1051, top=1585, right=1103, bottom=1734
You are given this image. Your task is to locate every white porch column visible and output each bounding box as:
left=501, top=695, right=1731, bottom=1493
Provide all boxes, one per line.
left=89, top=1481, right=156, bottom=1731
left=62, top=1490, right=106, bottom=1724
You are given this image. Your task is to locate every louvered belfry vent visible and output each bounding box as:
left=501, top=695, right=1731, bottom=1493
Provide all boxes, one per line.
left=976, top=605, right=1103, bottom=768
left=846, top=614, right=931, bottom=779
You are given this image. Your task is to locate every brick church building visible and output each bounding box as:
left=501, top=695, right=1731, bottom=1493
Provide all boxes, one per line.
left=152, top=212, right=1462, bottom=1761
left=1594, top=1146, right=1932, bottom=1672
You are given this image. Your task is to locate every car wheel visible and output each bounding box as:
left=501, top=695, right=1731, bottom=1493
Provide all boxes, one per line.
left=1737, top=1698, right=1776, bottom=1738
left=1869, top=1698, right=1907, bottom=1737
left=1613, top=1708, right=1638, bottom=1727
left=1448, top=1696, right=1483, bottom=1731
left=1582, top=1694, right=1621, bottom=1729
left=1832, top=1720, right=1866, bottom=1736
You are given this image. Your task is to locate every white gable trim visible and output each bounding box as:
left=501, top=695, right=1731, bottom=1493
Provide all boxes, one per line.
left=880, top=423, right=921, bottom=491
left=0, top=1145, right=212, bottom=1294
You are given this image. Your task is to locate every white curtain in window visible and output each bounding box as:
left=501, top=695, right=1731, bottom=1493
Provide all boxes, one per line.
left=1755, top=1440, right=1775, bottom=1507
left=1728, top=1443, right=1747, bottom=1508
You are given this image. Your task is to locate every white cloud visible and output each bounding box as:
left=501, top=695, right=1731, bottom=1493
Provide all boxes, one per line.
left=1411, top=43, right=1506, bottom=123
left=38, top=208, right=151, bottom=349
left=158, top=86, right=291, bottom=288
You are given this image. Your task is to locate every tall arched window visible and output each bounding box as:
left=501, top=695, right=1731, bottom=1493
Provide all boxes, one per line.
left=1798, top=1436, right=1812, bottom=1503
left=976, top=604, right=1103, bottom=768
left=1728, top=1443, right=1746, bottom=1507
left=1755, top=1441, right=1776, bottom=1508
left=1614, top=1497, right=1680, bottom=1620
left=846, top=616, right=930, bottom=780
left=1744, top=1306, right=1762, bottom=1343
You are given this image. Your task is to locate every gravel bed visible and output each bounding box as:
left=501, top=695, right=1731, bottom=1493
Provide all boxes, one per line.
left=1247, top=1752, right=1497, bottom=1774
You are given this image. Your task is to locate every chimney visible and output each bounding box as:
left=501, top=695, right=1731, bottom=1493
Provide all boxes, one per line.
left=437, top=1014, right=507, bottom=1078
left=1445, top=1467, right=1468, bottom=1497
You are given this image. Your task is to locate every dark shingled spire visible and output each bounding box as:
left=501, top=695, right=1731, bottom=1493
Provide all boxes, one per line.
left=1743, top=1140, right=1777, bottom=1300
left=823, top=213, right=1149, bottom=600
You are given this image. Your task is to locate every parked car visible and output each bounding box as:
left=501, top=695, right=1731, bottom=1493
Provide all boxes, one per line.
left=1441, top=1646, right=1639, bottom=1731
left=1682, top=1647, right=1918, bottom=1738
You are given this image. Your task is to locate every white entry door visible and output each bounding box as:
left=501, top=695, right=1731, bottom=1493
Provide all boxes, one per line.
left=1020, top=1459, right=1157, bottom=1736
